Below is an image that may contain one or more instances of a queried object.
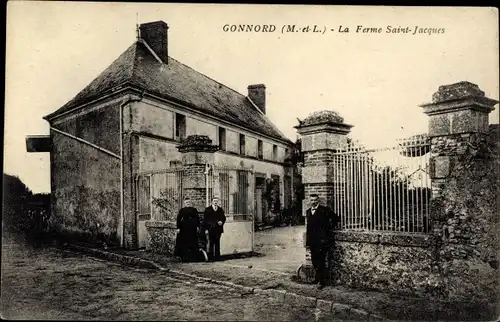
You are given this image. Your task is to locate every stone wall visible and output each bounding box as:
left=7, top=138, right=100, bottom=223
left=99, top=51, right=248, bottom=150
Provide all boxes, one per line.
left=182, top=162, right=209, bottom=213
left=331, top=231, right=443, bottom=298
left=262, top=140, right=275, bottom=160
left=428, top=127, right=499, bottom=302
left=130, top=101, right=174, bottom=138
left=225, top=129, right=240, bottom=154
left=245, top=136, right=259, bottom=158
left=138, top=136, right=182, bottom=172
left=54, top=100, right=121, bottom=154
left=50, top=100, right=121, bottom=246
left=186, top=117, right=217, bottom=139
left=145, top=220, right=177, bottom=255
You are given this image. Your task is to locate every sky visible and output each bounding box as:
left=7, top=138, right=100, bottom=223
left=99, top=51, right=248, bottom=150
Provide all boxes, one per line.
left=4, top=3, right=499, bottom=193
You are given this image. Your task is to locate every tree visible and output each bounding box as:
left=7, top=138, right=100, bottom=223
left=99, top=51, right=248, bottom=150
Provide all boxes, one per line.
left=284, top=137, right=304, bottom=166
left=3, top=174, right=52, bottom=245
left=3, top=174, right=32, bottom=205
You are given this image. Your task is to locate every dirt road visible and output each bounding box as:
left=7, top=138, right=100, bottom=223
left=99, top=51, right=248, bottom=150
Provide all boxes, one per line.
left=1, top=242, right=342, bottom=321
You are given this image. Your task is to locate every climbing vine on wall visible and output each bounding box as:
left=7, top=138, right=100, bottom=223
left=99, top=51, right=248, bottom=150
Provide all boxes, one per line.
left=152, top=189, right=181, bottom=221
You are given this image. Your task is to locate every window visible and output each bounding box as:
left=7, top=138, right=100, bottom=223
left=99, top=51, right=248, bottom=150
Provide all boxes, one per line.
left=235, top=170, right=249, bottom=214
left=239, top=134, right=246, bottom=155
left=272, top=144, right=278, bottom=161
left=175, top=113, right=186, bottom=141
left=257, top=140, right=263, bottom=159
left=219, top=173, right=230, bottom=213
left=219, top=127, right=226, bottom=151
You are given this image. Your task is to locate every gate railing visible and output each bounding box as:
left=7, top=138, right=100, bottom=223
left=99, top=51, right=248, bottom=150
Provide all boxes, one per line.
left=332, top=136, right=431, bottom=233
left=136, top=165, right=254, bottom=222
left=136, top=168, right=184, bottom=222
left=206, top=165, right=253, bottom=220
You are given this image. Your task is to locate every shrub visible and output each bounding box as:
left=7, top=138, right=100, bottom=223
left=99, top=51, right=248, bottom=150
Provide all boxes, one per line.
left=152, top=189, right=181, bottom=221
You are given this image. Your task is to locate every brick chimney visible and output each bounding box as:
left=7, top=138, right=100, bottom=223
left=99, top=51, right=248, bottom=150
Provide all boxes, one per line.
left=248, top=84, right=266, bottom=114
left=139, top=21, right=169, bottom=64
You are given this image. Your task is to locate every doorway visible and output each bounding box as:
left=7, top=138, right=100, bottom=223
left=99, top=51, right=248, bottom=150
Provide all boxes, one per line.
left=254, top=175, right=266, bottom=224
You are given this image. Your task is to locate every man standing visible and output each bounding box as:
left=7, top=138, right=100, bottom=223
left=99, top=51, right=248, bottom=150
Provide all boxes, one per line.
left=203, top=197, right=226, bottom=261
left=305, top=194, right=340, bottom=289
left=176, top=197, right=200, bottom=262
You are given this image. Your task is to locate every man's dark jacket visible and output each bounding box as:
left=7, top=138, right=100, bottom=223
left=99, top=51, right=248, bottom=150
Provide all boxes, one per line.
left=305, top=205, right=340, bottom=248
left=203, top=206, right=226, bottom=235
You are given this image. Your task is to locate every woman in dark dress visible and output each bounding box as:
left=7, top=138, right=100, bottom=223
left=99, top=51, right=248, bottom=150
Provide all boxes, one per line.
left=176, top=197, right=201, bottom=262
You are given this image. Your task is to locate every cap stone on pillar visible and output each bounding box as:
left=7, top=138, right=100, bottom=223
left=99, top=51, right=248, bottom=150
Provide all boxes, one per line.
left=295, top=110, right=353, bottom=152
left=295, top=109, right=353, bottom=204
left=176, top=135, right=219, bottom=165
left=420, top=81, right=498, bottom=136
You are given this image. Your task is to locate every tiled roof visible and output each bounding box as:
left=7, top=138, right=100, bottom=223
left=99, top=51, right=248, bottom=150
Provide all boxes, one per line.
left=45, top=41, right=291, bottom=144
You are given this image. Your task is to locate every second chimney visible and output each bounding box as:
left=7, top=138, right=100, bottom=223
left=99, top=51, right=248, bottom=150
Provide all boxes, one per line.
left=248, top=84, right=266, bottom=114
left=139, top=21, right=169, bottom=64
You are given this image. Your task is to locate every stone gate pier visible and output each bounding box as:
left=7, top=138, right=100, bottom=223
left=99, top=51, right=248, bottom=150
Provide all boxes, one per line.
left=294, top=110, right=353, bottom=282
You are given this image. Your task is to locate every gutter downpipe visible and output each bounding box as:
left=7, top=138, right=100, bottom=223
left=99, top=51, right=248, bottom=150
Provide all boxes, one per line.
left=119, top=90, right=146, bottom=247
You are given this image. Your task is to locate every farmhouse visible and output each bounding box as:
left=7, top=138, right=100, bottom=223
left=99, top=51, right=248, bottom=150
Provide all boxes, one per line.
left=27, top=20, right=296, bottom=249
